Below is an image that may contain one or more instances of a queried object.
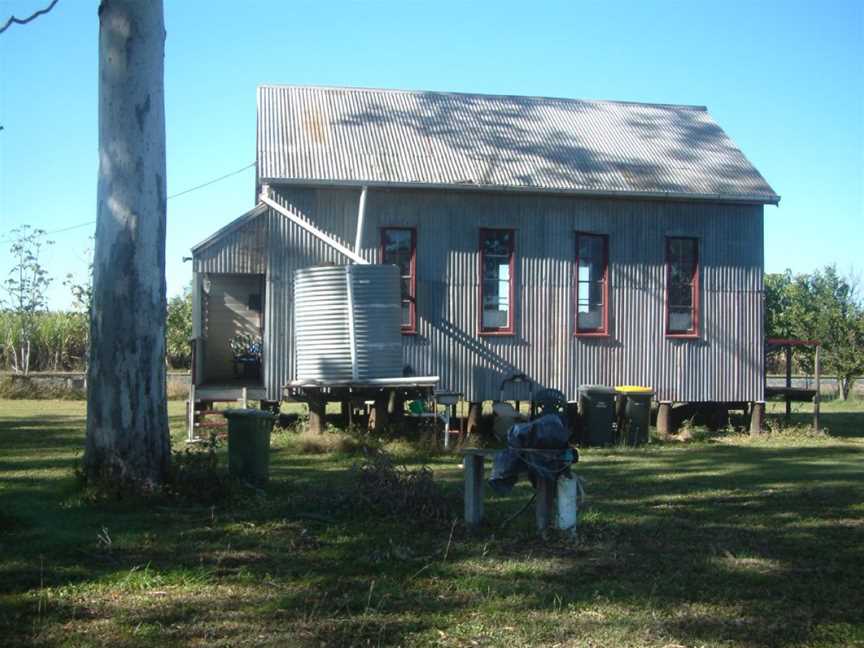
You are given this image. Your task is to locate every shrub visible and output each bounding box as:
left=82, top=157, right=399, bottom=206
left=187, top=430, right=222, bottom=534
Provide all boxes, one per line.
left=278, top=425, right=369, bottom=455
left=349, top=448, right=452, bottom=527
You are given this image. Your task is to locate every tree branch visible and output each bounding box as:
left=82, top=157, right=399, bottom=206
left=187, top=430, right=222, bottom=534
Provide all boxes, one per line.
left=0, top=0, right=60, bottom=36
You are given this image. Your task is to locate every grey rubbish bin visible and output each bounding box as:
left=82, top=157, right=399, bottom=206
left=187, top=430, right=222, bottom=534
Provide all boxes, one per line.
left=578, top=385, right=618, bottom=446
left=615, top=387, right=655, bottom=446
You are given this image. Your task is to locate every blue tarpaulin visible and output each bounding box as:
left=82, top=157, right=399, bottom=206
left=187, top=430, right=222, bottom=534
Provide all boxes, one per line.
left=489, top=414, right=575, bottom=494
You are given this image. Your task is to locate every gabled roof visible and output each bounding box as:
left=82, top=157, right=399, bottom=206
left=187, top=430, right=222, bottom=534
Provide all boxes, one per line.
left=190, top=203, right=266, bottom=253
left=256, top=85, right=779, bottom=204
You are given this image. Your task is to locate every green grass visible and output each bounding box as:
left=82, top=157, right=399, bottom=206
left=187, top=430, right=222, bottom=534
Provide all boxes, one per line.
left=1, top=399, right=863, bottom=647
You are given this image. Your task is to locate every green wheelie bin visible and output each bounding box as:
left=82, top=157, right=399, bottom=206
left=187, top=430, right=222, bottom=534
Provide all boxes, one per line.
left=578, top=385, right=618, bottom=446
left=223, top=409, right=276, bottom=486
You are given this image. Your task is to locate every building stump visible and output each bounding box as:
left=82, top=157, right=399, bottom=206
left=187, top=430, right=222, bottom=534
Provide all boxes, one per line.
left=657, top=401, right=673, bottom=436
left=308, top=397, right=326, bottom=435
left=749, top=401, right=765, bottom=436
left=467, top=402, right=482, bottom=437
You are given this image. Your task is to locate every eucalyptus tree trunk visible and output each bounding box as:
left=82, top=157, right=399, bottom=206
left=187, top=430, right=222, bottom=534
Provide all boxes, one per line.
left=85, top=0, right=170, bottom=486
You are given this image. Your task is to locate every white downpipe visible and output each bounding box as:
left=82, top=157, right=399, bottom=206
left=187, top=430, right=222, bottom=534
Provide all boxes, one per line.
left=354, top=185, right=368, bottom=255
left=345, top=265, right=359, bottom=381
left=259, top=189, right=369, bottom=264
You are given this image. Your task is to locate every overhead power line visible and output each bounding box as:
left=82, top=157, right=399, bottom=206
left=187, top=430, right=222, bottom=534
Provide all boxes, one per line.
left=0, top=162, right=257, bottom=240
left=167, top=162, right=256, bottom=200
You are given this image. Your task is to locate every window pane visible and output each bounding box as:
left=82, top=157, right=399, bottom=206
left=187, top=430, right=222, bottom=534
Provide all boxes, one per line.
left=383, top=231, right=412, bottom=274
left=394, top=255, right=411, bottom=276
left=578, top=309, right=602, bottom=330
left=578, top=236, right=602, bottom=260
left=483, top=258, right=511, bottom=282
left=383, top=229, right=415, bottom=331
left=669, top=307, right=693, bottom=332
left=383, top=229, right=411, bottom=253
left=589, top=282, right=604, bottom=305
left=673, top=284, right=693, bottom=307
left=667, top=238, right=697, bottom=334
left=401, top=277, right=413, bottom=300
left=680, top=239, right=696, bottom=262
left=671, top=263, right=692, bottom=284
left=483, top=307, right=509, bottom=329
left=483, top=231, right=512, bottom=256
left=483, top=279, right=501, bottom=303
left=578, top=259, right=604, bottom=282
left=481, top=230, right=513, bottom=330
left=576, top=234, right=608, bottom=333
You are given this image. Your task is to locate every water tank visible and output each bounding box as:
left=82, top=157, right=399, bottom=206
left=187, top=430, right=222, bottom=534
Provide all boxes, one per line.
left=294, top=264, right=403, bottom=382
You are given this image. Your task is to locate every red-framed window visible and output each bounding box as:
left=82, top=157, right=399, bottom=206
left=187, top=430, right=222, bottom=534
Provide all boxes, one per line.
left=479, top=228, right=515, bottom=335
left=575, top=233, right=609, bottom=335
left=380, top=227, right=417, bottom=333
left=666, top=237, right=699, bottom=337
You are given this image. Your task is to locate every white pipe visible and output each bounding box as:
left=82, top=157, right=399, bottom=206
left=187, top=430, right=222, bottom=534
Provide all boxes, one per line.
left=354, top=185, right=368, bottom=254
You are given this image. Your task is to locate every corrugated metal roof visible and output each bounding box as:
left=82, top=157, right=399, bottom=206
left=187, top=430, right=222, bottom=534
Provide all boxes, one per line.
left=257, top=85, right=779, bottom=204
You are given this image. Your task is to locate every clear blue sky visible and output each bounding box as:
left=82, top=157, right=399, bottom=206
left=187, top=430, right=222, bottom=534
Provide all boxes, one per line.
left=1, top=0, right=862, bottom=308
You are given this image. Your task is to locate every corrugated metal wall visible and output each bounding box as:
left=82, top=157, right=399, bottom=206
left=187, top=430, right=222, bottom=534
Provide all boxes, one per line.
left=196, top=185, right=765, bottom=403
left=193, top=214, right=267, bottom=274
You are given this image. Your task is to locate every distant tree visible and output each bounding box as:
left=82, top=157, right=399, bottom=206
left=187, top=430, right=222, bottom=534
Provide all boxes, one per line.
left=765, top=266, right=864, bottom=399
left=1, top=226, right=54, bottom=375
left=63, top=238, right=94, bottom=368
left=64, top=237, right=94, bottom=315
left=765, top=271, right=795, bottom=339
left=166, top=289, right=192, bottom=369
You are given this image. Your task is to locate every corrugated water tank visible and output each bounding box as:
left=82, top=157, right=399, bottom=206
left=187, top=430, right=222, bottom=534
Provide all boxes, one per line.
left=294, top=264, right=403, bottom=382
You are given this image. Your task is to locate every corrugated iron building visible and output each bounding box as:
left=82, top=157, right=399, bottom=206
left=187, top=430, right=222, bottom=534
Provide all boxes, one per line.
left=191, top=85, right=778, bottom=404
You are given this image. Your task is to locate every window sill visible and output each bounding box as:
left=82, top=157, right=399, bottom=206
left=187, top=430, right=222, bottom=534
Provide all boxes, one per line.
left=574, top=331, right=610, bottom=338
left=479, top=330, right=515, bottom=337
left=666, top=332, right=699, bottom=340
left=400, top=329, right=418, bottom=336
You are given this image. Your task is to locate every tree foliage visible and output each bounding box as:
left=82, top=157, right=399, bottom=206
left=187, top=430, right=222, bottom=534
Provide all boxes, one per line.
left=166, top=289, right=192, bottom=368
left=1, top=226, right=54, bottom=374
left=765, top=266, right=864, bottom=399
left=0, top=231, right=189, bottom=373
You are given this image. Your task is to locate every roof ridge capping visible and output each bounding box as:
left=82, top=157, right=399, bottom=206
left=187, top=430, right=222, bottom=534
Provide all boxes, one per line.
left=256, top=83, right=708, bottom=112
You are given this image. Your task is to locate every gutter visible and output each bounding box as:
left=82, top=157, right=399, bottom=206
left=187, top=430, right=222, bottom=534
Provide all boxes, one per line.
left=259, top=177, right=781, bottom=206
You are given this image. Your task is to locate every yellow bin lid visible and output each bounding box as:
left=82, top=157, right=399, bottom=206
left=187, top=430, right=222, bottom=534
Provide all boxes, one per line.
left=615, top=385, right=654, bottom=394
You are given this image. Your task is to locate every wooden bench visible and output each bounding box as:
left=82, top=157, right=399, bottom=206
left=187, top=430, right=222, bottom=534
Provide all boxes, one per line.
left=460, top=448, right=570, bottom=531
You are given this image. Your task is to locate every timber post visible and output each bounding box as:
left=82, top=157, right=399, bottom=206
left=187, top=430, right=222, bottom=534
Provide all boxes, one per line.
left=750, top=401, right=765, bottom=436
left=467, top=402, right=482, bottom=437
left=463, top=453, right=485, bottom=527
left=369, top=395, right=390, bottom=432
left=339, top=400, right=351, bottom=428
left=813, top=344, right=821, bottom=432
left=388, top=389, right=405, bottom=422
left=785, top=345, right=793, bottom=421
left=308, top=397, right=326, bottom=435
left=657, top=401, right=673, bottom=436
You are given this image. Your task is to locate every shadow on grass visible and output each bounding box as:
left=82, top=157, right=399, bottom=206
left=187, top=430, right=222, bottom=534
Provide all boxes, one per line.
left=1, top=404, right=863, bottom=646
left=768, top=402, right=864, bottom=439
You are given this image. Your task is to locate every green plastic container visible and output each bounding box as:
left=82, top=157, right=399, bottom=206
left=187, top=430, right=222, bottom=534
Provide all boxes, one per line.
left=223, top=408, right=275, bottom=486
left=579, top=385, right=618, bottom=447
left=622, top=391, right=654, bottom=446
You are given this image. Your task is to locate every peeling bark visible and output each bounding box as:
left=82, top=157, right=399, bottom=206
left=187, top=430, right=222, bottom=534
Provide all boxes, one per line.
left=85, top=0, right=170, bottom=487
